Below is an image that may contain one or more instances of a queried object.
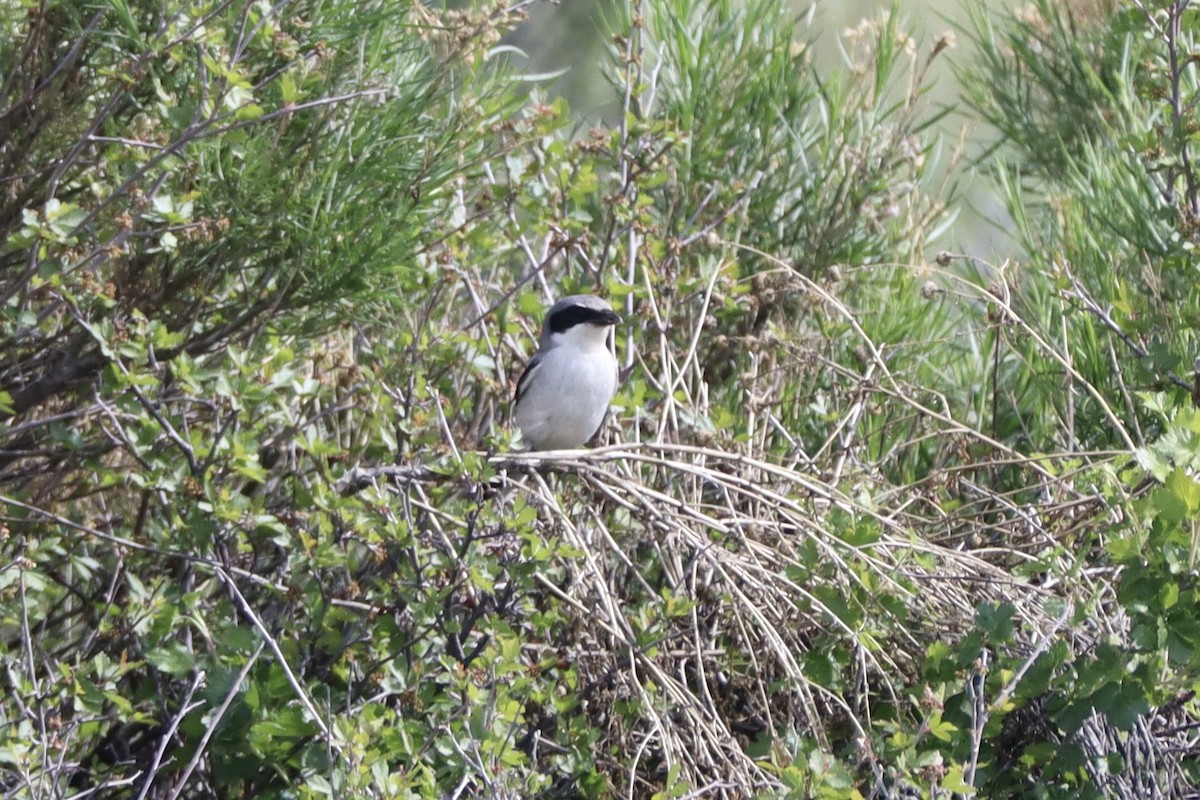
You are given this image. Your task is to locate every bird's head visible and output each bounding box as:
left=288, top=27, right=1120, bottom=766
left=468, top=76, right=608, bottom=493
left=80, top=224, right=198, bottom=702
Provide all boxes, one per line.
left=540, top=294, right=622, bottom=350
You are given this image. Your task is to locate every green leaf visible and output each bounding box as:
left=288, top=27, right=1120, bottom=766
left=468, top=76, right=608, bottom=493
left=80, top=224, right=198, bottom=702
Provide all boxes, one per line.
left=940, top=764, right=975, bottom=795
left=975, top=601, right=1015, bottom=640
left=928, top=716, right=957, bottom=742
left=146, top=643, right=195, bottom=677
left=281, top=73, right=298, bottom=103
left=236, top=103, right=266, bottom=121
left=1151, top=486, right=1189, bottom=523
left=1094, top=681, right=1150, bottom=731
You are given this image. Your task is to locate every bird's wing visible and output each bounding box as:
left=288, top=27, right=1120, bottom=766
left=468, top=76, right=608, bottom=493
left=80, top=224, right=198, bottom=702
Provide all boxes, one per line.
left=586, top=357, right=620, bottom=445
left=513, top=351, right=544, bottom=406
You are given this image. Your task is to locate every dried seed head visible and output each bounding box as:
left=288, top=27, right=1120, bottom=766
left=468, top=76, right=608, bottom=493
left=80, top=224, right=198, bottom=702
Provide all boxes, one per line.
left=931, top=31, right=957, bottom=58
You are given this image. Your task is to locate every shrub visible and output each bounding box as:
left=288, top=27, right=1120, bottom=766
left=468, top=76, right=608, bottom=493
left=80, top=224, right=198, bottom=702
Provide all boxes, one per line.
left=2, top=0, right=1198, bottom=797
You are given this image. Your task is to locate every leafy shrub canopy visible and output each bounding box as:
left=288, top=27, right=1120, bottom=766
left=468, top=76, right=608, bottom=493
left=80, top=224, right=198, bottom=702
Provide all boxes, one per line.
left=1, top=0, right=1198, bottom=798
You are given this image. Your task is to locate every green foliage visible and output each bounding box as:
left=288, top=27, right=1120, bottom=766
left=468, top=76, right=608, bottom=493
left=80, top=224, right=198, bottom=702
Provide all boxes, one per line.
left=962, top=0, right=1200, bottom=451
left=0, top=0, right=515, bottom=421
left=2, top=0, right=1199, bottom=797
left=639, top=0, right=935, bottom=277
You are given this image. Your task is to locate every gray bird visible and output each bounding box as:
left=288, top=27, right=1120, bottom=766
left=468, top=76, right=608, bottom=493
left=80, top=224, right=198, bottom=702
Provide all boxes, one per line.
left=514, top=295, right=621, bottom=450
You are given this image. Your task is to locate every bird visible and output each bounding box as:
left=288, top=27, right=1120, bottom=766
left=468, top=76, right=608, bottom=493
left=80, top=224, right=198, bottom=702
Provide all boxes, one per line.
left=513, top=294, right=622, bottom=450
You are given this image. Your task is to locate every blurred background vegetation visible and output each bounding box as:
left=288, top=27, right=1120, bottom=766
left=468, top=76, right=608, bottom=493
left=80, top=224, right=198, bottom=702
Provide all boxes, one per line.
left=509, top=0, right=1012, bottom=254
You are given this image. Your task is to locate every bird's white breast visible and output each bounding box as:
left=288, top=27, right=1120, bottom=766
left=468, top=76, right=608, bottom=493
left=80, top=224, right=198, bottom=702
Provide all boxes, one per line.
left=515, top=337, right=618, bottom=450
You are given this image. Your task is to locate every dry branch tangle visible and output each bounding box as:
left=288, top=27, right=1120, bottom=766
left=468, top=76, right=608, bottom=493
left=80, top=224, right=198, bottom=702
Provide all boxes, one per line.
left=344, top=441, right=1102, bottom=795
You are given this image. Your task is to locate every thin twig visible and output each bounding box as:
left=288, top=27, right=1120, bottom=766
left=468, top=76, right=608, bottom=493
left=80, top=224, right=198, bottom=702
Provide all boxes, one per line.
left=135, top=670, right=206, bottom=800
left=166, top=643, right=264, bottom=800
left=215, top=569, right=337, bottom=745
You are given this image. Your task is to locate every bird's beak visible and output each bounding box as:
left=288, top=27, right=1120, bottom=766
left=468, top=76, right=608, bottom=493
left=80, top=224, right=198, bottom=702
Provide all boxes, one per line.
left=600, top=309, right=622, bottom=326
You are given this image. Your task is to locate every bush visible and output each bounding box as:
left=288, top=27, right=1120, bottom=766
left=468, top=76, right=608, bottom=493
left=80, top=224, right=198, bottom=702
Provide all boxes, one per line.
left=1, top=0, right=1198, bottom=798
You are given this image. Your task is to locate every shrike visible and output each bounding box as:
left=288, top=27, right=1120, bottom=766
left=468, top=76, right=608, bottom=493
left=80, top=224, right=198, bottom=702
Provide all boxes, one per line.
left=513, top=294, right=621, bottom=450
